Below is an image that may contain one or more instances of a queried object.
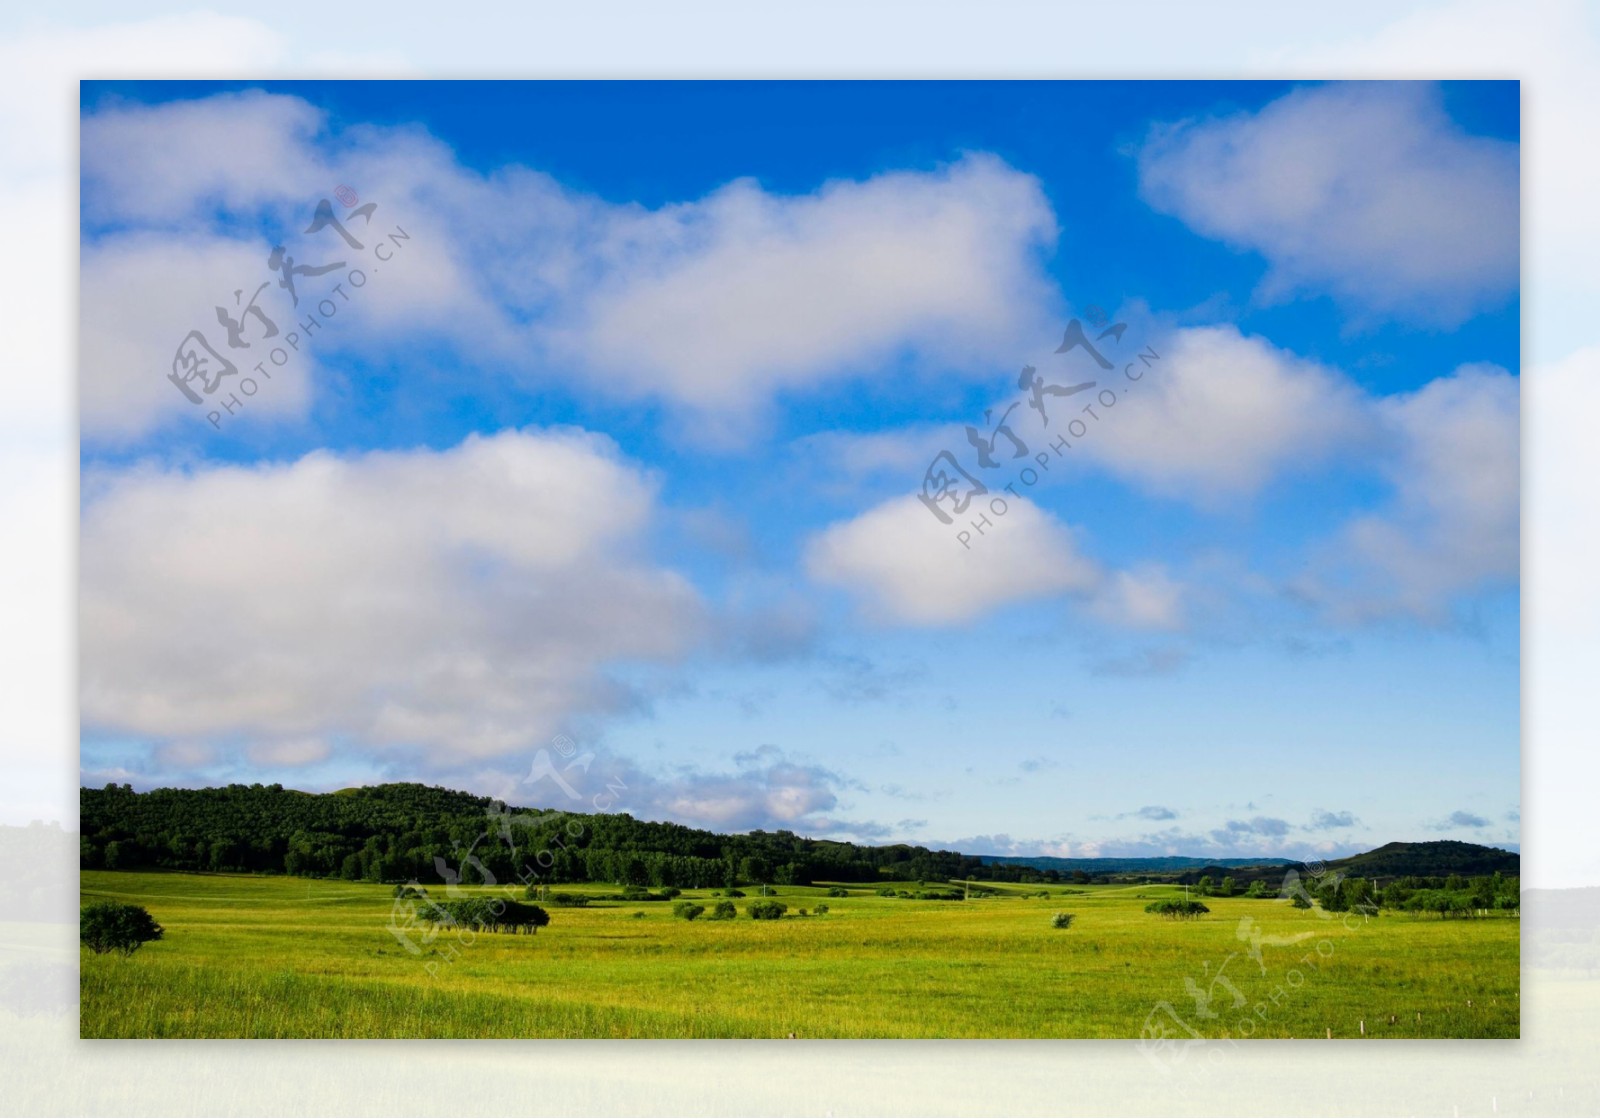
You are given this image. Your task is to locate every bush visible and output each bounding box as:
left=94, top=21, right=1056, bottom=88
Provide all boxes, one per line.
left=797, top=907, right=808, bottom=916
left=826, top=887, right=849, bottom=897
left=1051, top=912, right=1075, bottom=929
left=548, top=892, right=590, bottom=907
left=659, top=887, right=682, bottom=899
left=80, top=902, right=163, bottom=956
left=876, top=887, right=898, bottom=897
left=1290, top=894, right=1313, bottom=910
left=393, top=883, right=429, bottom=899
left=814, top=904, right=829, bottom=915
left=724, top=889, right=745, bottom=899
left=747, top=900, right=787, bottom=920
left=710, top=901, right=737, bottom=920
left=672, top=901, right=706, bottom=921
left=631, top=911, right=645, bottom=919
left=621, top=885, right=652, bottom=900
left=1144, top=900, right=1210, bottom=920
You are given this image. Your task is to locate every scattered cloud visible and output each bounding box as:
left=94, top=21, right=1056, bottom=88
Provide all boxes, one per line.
left=1088, top=645, right=1191, bottom=678
left=1305, top=809, right=1359, bottom=830
left=1128, top=805, right=1178, bottom=821
left=1138, top=81, right=1517, bottom=325
left=1431, top=809, right=1492, bottom=831
left=1216, top=816, right=1292, bottom=839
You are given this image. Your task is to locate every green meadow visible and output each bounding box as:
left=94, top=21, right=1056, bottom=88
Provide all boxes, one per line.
left=79, top=871, right=1518, bottom=1039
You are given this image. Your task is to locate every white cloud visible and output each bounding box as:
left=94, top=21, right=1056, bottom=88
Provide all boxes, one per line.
left=1079, top=324, right=1371, bottom=500
left=1138, top=81, right=1517, bottom=325
left=1088, top=566, right=1185, bottom=631
left=80, top=428, right=702, bottom=768
left=1304, top=363, right=1518, bottom=620
left=546, top=155, right=1058, bottom=427
left=80, top=233, right=316, bottom=442
left=80, top=93, right=1062, bottom=443
left=804, top=493, right=1102, bottom=626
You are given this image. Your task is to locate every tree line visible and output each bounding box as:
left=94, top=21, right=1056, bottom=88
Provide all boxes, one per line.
left=80, top=782, right=1027, bottom=888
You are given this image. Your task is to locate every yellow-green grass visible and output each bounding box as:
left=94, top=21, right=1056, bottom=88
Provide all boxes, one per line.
left=79, top=872, right=1518, bottom=1039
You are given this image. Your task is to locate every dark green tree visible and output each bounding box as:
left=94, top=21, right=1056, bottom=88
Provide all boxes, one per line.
left=80, top=902, right=163, bottom=956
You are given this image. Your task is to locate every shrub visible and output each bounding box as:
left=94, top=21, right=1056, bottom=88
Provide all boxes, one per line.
left=826, top=887, right=849, bottom=897
left=1051, top=912, right=1075, bottom=929
left=548, top=892, right=590, bottom=908
left=631, top=911, right=645, bottom=919
left=710, top=901, right=737, bottom=920
left=724, top=889, right=745, bottom=899
left=621, top=885, right=651, bottom=900
left=1144, top=900, right=1209, bottom=920
left=1290, top=894, right=1313, bottom=910
left=80, top=902, right=163, bottom=957
left=672, top=901, right=706, bottom=921
left=814, top=904, right=829, bottom=915
left=747, top=900, right=787, bottom=920
left=393, top=883, right=429, bottom=899
left=659, top=887, right=682, bottom=899
left=797, top=907, right=808, bottom=916
left=876, top=887, right=898, bottom=897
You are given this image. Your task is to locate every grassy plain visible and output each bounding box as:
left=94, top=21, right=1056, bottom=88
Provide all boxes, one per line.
left=79, top=871, right=1518, bottom=1039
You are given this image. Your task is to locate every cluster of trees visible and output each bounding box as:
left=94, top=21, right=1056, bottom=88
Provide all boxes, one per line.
left=1366, top=873, right=1519, bottom=917
left=81, top=782, right=1006, bottom=888
left=419, top=898, right=550, bottom=934
left=1145, top=900, right=1210, bottom=920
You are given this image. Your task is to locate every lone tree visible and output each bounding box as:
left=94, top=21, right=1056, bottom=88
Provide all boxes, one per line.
left=80, top=902, right=163, bottom=956
left=1051, top=912, right=1075, bottom=929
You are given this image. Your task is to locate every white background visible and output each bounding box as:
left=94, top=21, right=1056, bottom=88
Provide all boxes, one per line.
left=2, top=1, right=1594, bottom=1114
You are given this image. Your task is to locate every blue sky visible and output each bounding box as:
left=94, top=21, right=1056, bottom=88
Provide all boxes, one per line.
left=78, top=79, right=1520, bottom=859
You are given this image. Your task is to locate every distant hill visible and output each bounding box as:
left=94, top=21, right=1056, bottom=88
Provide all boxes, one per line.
left=981, top=854, right=1296, bottom=875
left=1320, top=841, right=1519, bottom=879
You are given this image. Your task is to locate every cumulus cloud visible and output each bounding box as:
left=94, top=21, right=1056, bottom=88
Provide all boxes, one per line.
left=1302, top=363, right=1518, bottom=620
left=81, top=428, right=702, bottom=768
left=1078, top=324, right=1371, bottom=501
left=80, top=92, right=1061, bottom=442
left=80, top=233, right=316, bottom=442
left=804, top=494, right=1102, bottom=625
left=1138, top=81, right=1517, bottom=325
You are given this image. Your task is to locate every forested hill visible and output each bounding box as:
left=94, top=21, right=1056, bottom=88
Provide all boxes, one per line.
left=80, top=782, right=1015, bottom=888
left=1321, top=841, right=1519, bottom=879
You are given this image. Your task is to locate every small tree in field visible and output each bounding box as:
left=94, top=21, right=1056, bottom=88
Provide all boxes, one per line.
left=747, top=900, right=787, bottom=920
left=80, top=902, right=163, bottom=956
left=710, top=901, right=737, bottom=920
left=1051, top=912, right=1075, bottom=929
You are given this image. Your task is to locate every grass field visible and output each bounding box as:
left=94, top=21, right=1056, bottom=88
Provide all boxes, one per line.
left=79, top=871, right=1518, bottom=1039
